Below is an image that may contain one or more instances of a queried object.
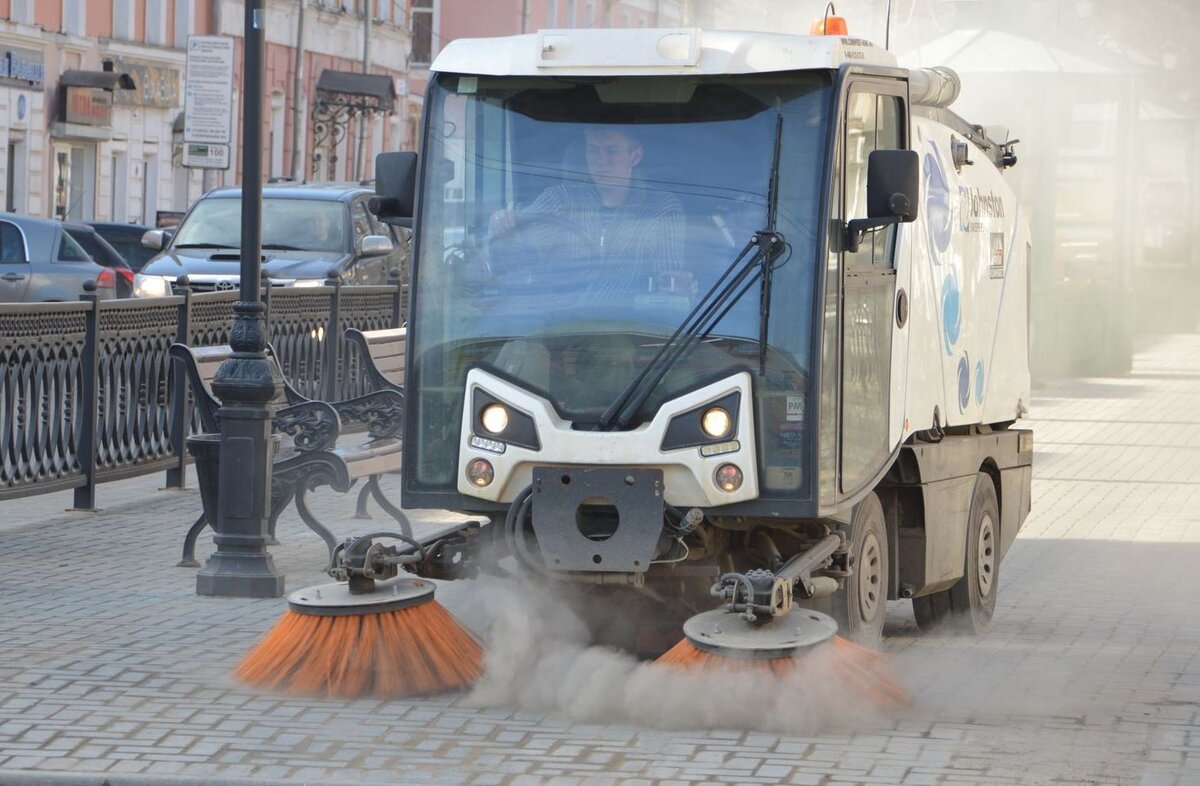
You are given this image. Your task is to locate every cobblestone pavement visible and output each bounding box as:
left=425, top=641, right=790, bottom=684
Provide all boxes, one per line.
left=2, top=336, right=1199, bottom=786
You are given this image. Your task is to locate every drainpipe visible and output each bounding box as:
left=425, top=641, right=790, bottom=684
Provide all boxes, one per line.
left=353, top=0, right=372, bottom=181
left=290, top=0, right=305, bottom=180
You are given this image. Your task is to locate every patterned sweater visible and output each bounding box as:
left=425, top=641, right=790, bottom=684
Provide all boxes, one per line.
left=520, top=183, right=686, bottom=299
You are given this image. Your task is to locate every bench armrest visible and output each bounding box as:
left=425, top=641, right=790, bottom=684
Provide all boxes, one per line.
left=275, top=400, right=341, bottom=452
left=330, top=389, right=405, bottom=440
left=344, top=327, right=404, bottom=394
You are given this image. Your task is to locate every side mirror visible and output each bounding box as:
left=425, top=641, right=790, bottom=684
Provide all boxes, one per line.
left=359, top=234, right=394, bottom=257
left=142, top=229, right=171, bottom=250
left=844, top=149, right=920, bottom=253
left=369, top=151, right=418, bottom=228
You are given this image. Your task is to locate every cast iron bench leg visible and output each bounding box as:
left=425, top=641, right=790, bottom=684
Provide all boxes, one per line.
left=367, top=474, right=413, bottom=538
left=178, top=512, right=208, bottom=568
left=353, top=480, right=373, bottom=519
left=293, top=481, right=340, bottom=560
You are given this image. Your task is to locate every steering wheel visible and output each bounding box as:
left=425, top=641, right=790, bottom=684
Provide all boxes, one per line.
left=487, top=212, right=595, bottom=282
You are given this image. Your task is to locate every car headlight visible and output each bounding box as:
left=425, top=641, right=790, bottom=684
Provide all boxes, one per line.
left=132, top=274, right=172, bottom=298
left=291, top=278, right=326, bottom=288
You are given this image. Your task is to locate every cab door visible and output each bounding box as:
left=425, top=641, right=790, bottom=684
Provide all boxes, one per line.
left=0, top=220, right=30, bottom=302
left=838, top=83, right=907, bottom=496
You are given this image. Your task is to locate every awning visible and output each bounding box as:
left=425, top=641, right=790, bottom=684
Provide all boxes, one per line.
left=315, top=70, right=395, bottom=111
left=60, top=69, right=136, bottom=90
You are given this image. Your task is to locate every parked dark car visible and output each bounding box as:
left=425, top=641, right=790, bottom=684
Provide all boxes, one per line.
left=133, top=183, right=406, bottom=296
left=86, top=222, right=158, bottom=271
left=64, top=223, right=136, bottom=298
left=0, top=212, right=117, bottom=302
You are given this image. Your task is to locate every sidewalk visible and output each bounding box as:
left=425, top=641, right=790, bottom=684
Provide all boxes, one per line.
left=1, top=335, right=1199, bottom=786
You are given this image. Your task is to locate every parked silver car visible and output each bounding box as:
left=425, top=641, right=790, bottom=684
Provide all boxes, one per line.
left=0, top=212, right=117, bottom=302
left=133, top=183, right=406, bottom=296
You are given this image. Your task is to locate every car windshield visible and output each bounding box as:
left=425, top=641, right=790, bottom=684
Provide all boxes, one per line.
left=409, top=72, right=832, bottom=495
left=171, top=198, right=347, bottom=253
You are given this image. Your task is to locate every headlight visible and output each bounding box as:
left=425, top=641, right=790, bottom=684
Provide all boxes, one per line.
left=291, top=278, right=326, bottom=288
left=480, top=403, right=509, bottom=435
left=132, top=274, right=172, bottom=298
left=700, top=407, right=732, bottom=439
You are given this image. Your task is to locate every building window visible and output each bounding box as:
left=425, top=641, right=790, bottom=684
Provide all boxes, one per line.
left=12, top=0, right=34, bottom=25
left=566, top=0, right=575, bottom=26
left=411, top=0, right=434, bottom=66
left=621, top=11, right=630, bottom=26
left=174, top=0, right=195, bottom=47
left=63, top=0, right=86, bottom=36
left=546, top=0, right=556, bottom=26
left=113, top=0, right=134, bottom=40
left=585, top=2, right=593, bottom=26
left=146, top=0, right=167, bottom=45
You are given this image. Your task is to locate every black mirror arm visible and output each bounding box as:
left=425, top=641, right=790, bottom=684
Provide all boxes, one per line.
left=844, top=216, right=900, bottom=254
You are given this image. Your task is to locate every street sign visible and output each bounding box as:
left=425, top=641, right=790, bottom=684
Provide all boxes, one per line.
left=182, top=142, right=230, bottom=170
left=183, top=35, right=234, bottom=168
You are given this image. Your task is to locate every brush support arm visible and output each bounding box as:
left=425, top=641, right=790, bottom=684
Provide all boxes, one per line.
left=710, top=532, right=846, bottom=621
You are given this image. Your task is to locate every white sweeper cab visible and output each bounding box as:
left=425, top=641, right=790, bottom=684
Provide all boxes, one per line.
left=367, top=24, right=1032, bottom=652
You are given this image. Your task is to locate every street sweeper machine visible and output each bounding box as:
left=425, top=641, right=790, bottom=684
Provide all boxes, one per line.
left=362, top=24, right=1033, bottom=660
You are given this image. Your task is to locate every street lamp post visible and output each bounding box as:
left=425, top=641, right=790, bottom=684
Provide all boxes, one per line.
left=196, top=0, right=286, bottom=598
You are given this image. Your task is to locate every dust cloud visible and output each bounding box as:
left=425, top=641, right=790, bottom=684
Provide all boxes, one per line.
left=436, top=576, right=892, bottom=734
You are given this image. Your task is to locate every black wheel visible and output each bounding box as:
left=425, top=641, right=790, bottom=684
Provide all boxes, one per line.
left=829, top=491, right=889, bottom=647
left=913, top=472, right=999, bottom=635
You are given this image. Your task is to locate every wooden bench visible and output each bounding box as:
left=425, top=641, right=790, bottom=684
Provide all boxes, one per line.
left=169, top=342, right=407, bottom=566
left=343, top=327, right=406, bottom=518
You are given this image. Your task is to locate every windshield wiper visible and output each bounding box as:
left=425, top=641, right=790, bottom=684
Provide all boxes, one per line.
left=596, top=230, right=785, bottom=431
left=597, top=113, right=787, bottom=432
left=175, top=243, right=238, bottom=249
left=262, top=243, right=306, bottom=251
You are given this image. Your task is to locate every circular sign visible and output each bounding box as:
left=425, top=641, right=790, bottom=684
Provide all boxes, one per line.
left=16, top=94, right=26, bottom=121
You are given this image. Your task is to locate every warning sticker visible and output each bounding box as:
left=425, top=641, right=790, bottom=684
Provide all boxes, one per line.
left=989, top=232, right=1006, bottom=279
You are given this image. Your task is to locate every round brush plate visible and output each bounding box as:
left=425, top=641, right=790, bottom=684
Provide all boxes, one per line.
left=288, top=577, right=436, bottom=617
left=681, top=607, right=838, bottom=659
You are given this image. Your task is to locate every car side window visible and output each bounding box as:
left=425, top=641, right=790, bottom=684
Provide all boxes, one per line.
left=0, top=222, right=25, bottom=263
left=57, top=232, right=92, bottom=263
left=351, top=200, right=373, bottom=247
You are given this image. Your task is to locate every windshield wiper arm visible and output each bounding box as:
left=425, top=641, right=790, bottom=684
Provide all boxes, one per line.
left=262, top=243, right=305, bottom=251
left=175, top=243, right=238, bottom=249
left=597, top=231, right=785, bottom=431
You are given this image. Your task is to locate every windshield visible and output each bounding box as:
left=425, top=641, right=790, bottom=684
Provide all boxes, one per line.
left=172, top=198, right=348, bottom=253
left=411, top=72, right=832, bottom=495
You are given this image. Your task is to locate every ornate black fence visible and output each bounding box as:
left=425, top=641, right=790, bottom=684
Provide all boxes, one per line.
left=0, top=279, right=405, bottom=506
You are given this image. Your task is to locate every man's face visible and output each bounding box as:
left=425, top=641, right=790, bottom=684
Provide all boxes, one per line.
left=585, top=130, right=643, bottom=187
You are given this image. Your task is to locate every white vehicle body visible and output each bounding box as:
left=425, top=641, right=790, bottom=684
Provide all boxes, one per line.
left=376, top=25, right=1034, bottom=641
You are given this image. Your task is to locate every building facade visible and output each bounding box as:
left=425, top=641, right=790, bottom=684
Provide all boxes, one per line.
left=0, top=0, right=421, bottom=223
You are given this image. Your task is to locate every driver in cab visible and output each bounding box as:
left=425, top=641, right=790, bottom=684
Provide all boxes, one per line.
left=488, top=127, right=689, bottom=298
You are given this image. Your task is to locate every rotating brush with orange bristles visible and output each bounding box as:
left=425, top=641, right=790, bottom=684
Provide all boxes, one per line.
left=653, top=540, right=909, bottom=713
left=655, top=607, right=909, bottom=712
left=236, top=532, right=482, bottom=698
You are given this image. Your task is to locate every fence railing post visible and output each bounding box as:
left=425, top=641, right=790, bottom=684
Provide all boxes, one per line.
left=166, top=280, right=193, bottom=489
left=388, top=266, right=404, bottom=328
left=73, top=284, right=102, bottom=510
left=321, top=273, right=342, bottom=401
